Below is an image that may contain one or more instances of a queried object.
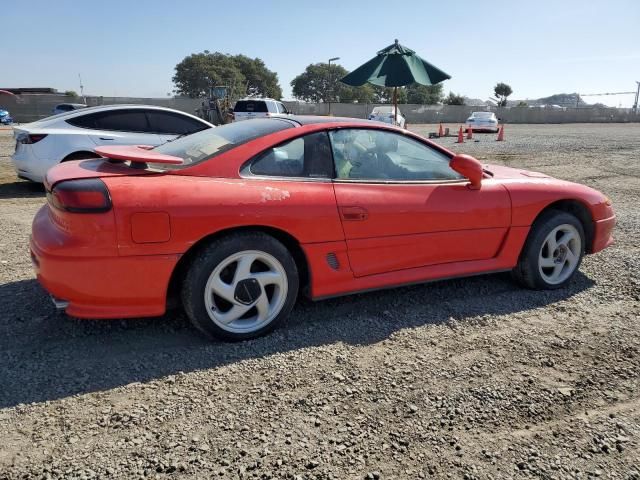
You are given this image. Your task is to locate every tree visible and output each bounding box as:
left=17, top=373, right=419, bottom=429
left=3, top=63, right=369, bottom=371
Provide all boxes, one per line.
left=290, top=63, right=374, bottom=103
left=372, top=86, right=407, bottom=104
left=232, top=54, right=281, bottom=98
left=443, top=92, right=465, bottom=105
left=64, top=90, right=78, bottom=97
left=406, top=84, right=443, bottom=104
left=517, top=101, right=528, bottom=107
left=173, top=51, right=282, bottom=99
left=494, top=82, right=513, bottom=107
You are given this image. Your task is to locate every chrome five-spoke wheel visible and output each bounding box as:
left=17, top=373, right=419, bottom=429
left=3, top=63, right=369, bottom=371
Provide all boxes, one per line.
left=204, top=250, right=288, bottom=333
left=512, top=210, right=585, bottom=290
left=538, top=224, right=582, bottom=285
left=182, top=232, right=299, bottom=341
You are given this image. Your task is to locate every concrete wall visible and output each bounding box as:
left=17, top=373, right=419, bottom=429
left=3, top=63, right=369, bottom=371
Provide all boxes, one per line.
left=2, top=94, right=202, bottom=123
left=3, top=94, right=638, bottom=124
left=283, top=102, right=640, bottom=124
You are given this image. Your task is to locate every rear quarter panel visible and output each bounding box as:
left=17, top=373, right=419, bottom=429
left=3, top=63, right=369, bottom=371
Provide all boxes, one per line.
left=105, top=175, right=345, bottom=256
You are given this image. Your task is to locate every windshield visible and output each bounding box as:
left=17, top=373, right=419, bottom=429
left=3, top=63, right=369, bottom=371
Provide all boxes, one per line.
left=372, top=106, right=397, bottom=114
left=472, top=112, right=493, bottom=118
left=151, top=118, right=294, bottom=170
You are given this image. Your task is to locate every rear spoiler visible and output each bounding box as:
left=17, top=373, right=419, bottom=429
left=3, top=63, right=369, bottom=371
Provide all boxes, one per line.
left=95, top=145, right=183, bottom=165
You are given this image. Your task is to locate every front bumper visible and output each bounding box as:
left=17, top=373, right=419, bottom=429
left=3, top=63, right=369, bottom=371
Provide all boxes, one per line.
left=31, top=206, right=179, bottom=319
left=591, top=214, right=616, bottom=253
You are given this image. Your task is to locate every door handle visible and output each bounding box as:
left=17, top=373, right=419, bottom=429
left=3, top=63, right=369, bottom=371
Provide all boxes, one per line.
left=340, top=206, right=369, bottom=221
left=99, top=137, right=114, bottom=140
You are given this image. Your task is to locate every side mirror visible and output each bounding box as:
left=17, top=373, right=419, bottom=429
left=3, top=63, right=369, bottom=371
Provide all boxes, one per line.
left=450, top=154, right=483, bottom=189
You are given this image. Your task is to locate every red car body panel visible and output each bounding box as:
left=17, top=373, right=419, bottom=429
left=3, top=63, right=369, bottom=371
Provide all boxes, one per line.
left=31, top=119, right=616, bottom=319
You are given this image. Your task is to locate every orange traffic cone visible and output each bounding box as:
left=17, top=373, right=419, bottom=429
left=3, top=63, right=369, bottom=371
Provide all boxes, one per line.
left=466, top=125, right=473, bottom=140
left=456, top=126, right=464, bottom=143
left=496, top=125, right=505, bottom=141
left=438, top=123, right=444, bottom=137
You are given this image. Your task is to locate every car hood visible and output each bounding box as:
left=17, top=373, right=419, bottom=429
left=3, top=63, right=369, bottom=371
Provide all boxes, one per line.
left=485, top=164, right=552, bottom=180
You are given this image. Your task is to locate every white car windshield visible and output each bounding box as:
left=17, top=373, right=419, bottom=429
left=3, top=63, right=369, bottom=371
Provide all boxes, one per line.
left=472, top=112, right=493, bottom=118
left=372, top=106, right=399, bottom=115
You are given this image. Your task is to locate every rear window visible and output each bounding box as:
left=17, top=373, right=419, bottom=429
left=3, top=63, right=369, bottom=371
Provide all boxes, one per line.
left=147, top=111, right=208, bottom=135
left=472, top=112, right=492, bottom=118
left=234, top=100, right=268, bottom=113
left=150, top=118, right=294, bottom=170
left=94, top=110, right=149, bottom=132
left=372, top=106, right=399, bottom=115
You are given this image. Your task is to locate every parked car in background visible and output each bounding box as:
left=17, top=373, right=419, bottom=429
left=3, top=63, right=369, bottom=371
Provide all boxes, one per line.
left=52, top=103, right=88, bottom=115
left=233, top=98, right=291, bottom=121
left=465, top=111, right=499, bottom=132
left=11, top=104, right=213, bottom=182
left=0, top=108, right=13, bottom=125
left=368, top=105, right=406, bottom=128
left=30, top=116, right=615, bottom=341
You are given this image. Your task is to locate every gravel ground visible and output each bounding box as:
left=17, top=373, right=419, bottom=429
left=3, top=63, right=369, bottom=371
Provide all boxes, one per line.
left=0, top=124, right=639, bottom=479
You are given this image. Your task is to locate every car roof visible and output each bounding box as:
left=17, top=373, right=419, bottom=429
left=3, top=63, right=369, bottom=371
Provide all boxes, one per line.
left=25, top=104, right=214, bottom=127
left=285, top=115, right=384, bottom=126
left=236, top=98, right=280, bottom=102
left=55, top=103, right=87, bottom=107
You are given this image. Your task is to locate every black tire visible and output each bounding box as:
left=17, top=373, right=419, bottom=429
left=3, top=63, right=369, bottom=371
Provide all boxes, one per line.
left=62, top=151, right=100, bottom=162
left=181, top=232, right=299, bottom=341
left=512, top=210, right=585, bottom=290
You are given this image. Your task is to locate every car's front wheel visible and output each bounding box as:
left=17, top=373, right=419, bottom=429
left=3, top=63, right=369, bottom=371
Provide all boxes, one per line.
left=512, top=211, right=585, bottom=289
left=181, top=232, right=299, bottom=341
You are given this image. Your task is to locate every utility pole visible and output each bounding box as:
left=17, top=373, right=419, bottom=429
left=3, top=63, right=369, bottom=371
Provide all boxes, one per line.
left=78, top=73, right=85, bottom=102
left=327, top=57, right=340, bottom=116
left=634, top=81, right=640, bottom=114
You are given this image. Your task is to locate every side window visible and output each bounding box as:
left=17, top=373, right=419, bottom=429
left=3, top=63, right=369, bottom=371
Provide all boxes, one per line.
left=94, top=110, right=150, bottom=132
left=329, top=129, right=462, bottom=181
left=249, top=132, right=333, bottom=178
left=277, top=103, right=289, bottom=114
left=66, top=112, right=100, bottom=129
left=147, top=111, right=208, bottom=135
left=267, top=102, right=278, bottom=113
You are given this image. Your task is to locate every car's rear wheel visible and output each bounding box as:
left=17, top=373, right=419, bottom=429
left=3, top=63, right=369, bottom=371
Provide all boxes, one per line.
left=512, top=211, right=585, bottom=289
left=181, top=232, right=299, bottom=341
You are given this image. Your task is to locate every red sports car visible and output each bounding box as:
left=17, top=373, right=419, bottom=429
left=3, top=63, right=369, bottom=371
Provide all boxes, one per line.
left=31, top=117, right=616, bottom=341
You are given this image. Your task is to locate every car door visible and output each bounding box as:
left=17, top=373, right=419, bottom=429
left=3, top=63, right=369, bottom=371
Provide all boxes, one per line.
left=329, top=128, right=511, bottom=277
left=146, top=110, right=210, bottom=144
left=83, top=109, right=162, bottom=147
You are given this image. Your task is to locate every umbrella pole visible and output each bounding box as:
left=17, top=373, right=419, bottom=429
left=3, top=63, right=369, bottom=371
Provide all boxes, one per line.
left=393, top=86, right=398, bottom=124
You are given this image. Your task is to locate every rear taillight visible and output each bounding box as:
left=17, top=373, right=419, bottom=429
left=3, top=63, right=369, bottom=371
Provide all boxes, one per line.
left=48, top=179, right=112, bottom=213
left=17, top=133, right=48, bottom=144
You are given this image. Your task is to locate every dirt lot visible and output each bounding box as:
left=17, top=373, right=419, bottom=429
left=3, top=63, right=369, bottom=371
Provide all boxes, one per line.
left=0, top=124, right=638, bottom=479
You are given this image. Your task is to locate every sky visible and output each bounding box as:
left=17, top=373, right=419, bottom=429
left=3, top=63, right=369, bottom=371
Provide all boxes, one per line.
left=1, top=0, right=639, bottom=106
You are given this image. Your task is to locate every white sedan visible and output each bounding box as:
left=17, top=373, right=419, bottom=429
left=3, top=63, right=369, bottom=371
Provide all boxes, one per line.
left=368, top=106, right=406, bottom=128
left=11, top=104, right=213, bottom=182
left=464, top=111, right=499, bottom=133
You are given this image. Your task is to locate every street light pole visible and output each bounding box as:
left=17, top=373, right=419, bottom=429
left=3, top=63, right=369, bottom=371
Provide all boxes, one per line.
left=328, top=57, right=340, bottom=116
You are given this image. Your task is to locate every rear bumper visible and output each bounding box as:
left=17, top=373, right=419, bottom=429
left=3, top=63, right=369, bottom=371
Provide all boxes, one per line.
left=11, top=147, right=49, bottom=183
left=465, top=123, right=499, bottom=132
left=591, top=214, right=616, bottom=254
left=31, top=206, right=179, bottom=319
